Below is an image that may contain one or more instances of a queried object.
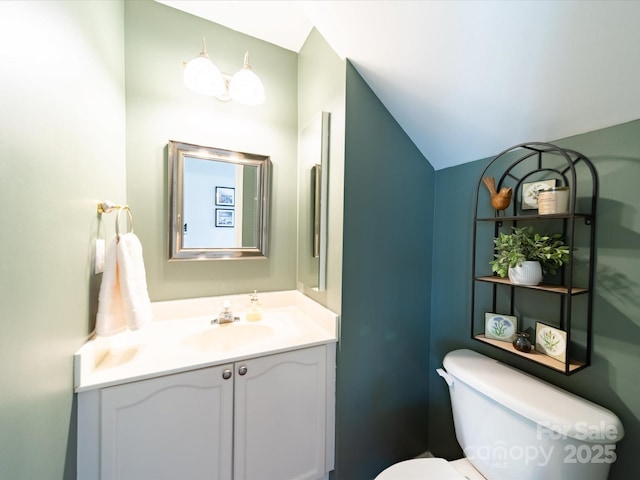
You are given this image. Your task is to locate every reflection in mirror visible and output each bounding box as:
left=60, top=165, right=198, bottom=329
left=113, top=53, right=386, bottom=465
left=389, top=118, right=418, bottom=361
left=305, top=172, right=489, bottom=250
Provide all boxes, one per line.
left=168, top=140, right=270, bottom=260
left=298, top=112, right=330, bottom=290
left=312, top=164, right=321, bottom=258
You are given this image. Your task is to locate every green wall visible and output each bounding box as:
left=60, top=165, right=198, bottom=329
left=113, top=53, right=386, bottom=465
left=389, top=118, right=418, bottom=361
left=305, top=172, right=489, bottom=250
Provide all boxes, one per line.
left=124, top=1, right=298, bottom=301
left=428, top=120, right=640, bottom=479
left=0, top=1, right=126, bottom=478
left=337, top=62, right=436, bottom=479
left=0, top=1, right=299, bottom=477
left=297, top=28, right=346, bottom=314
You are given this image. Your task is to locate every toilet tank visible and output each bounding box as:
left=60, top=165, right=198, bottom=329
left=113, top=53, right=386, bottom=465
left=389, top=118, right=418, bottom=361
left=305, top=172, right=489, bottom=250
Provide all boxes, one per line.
left=441, top=349, right=624, bottom=480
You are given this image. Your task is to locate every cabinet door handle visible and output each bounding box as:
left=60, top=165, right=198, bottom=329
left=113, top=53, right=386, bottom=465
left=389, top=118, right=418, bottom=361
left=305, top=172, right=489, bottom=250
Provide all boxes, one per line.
left=222, top=369, right=232, bottom=380
left=238, top=365, right=248, bottom=376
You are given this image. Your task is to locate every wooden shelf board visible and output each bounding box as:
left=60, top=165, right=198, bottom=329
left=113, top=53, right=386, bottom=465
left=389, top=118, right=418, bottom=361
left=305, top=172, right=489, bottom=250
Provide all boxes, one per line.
left=475, top=276, right=588, bottom=295
left=474, top=335, right=584, bottom=373
left=476, top=213, right=592, bottom=222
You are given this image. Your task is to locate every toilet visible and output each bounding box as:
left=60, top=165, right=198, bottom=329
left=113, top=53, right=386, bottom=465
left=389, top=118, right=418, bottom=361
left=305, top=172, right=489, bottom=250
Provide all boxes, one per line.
left=376, top=349, right=624, bottom=479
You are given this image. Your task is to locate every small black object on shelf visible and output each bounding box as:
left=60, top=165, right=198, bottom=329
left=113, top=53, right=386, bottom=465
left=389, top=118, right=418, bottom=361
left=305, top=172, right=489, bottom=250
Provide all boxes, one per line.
left=513, top=332, right=532, bottom=353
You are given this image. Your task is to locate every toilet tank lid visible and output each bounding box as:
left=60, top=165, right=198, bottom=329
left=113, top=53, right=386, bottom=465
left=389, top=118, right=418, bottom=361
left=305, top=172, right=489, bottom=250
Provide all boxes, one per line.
left=442, top=349, right=624, bottom=443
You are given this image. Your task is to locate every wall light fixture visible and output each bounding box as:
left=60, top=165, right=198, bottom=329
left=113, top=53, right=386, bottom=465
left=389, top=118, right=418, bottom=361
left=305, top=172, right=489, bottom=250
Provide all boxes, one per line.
left=183, top=37, right=265, bottom=106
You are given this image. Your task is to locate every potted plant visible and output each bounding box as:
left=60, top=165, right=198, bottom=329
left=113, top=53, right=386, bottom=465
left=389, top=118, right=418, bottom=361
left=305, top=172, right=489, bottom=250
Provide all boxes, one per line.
left=489, top=226, right=570, bottom=285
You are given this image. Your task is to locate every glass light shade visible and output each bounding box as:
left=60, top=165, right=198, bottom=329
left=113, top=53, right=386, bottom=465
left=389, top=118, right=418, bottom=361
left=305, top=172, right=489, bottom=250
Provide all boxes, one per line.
left=229, top=53, right=265, bottom=106
left=183, top=54, right=225, bottom=97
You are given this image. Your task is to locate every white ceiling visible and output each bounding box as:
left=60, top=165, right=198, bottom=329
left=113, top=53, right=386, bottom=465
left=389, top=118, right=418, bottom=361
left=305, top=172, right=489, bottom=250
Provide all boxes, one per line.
left=158, top=1, right=640, bottom=170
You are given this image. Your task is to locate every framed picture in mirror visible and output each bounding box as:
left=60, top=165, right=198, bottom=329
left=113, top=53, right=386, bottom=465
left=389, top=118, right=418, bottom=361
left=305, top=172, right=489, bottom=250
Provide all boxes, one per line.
left=215, top=186, right=235, bottom=206
left=215, top=209, right=234, bottom=227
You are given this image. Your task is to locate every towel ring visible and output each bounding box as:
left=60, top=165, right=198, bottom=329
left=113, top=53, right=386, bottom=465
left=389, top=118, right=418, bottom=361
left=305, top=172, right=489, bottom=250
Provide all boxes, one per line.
left=116, top=206, right=134, bottom=238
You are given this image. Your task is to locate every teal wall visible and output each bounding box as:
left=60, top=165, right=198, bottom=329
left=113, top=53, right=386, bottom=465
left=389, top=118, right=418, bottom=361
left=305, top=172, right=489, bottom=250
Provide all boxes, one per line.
left=124, top=1, right=298, bottom=301
left=336, top=62, right=435, bottom=479
left=0, top=1, right=126, bottom=478
left=428, top=120, right=640, bottom=480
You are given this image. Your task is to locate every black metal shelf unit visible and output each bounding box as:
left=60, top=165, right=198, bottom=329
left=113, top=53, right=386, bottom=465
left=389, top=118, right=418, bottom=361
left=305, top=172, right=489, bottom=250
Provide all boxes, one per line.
left=471, top=142, right=598, bottom=375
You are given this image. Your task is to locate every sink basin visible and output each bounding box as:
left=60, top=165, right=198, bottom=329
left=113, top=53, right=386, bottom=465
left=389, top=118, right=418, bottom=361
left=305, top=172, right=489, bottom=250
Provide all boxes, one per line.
left=182, top=323, right=275, bottom=352
left=96, top=346, right=140, bottom=369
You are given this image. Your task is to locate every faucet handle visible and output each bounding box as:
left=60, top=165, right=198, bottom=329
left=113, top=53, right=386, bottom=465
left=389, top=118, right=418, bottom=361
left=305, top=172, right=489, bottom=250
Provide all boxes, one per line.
left=216, top=300, right=235, bottom=324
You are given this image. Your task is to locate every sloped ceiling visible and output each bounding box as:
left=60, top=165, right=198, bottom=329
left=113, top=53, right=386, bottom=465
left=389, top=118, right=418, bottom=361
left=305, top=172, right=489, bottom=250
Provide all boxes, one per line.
left=158, top=1, right=640, bottom=170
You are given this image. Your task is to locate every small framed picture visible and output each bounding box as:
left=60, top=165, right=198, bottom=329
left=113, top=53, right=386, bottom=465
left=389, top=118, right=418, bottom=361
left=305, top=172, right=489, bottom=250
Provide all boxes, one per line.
left=522, top=179, right=556, bottom=210
left=485, top=313, right=518, bottom=342
left=215, top=209, right=235, bottom=227
left=535, top=322, right=567, bottom=363
left=215, top=186, right=235, bottom=206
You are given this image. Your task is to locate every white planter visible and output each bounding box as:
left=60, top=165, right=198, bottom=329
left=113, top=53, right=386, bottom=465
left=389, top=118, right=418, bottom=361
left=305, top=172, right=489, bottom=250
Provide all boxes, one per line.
left=508, top=261, right=543, bottom=286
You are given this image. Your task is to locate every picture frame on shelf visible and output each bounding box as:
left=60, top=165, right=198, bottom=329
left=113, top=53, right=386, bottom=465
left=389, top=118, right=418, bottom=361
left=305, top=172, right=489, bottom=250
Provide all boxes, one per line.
left=535, top=322, right=567, bottom=363
left=215, top=209, right=235, bottom=227
left=485, top=313, right=518, bottom=342
left=522, top=179, right=556, bottom=210
left=215, top=186, right=235, bottom=206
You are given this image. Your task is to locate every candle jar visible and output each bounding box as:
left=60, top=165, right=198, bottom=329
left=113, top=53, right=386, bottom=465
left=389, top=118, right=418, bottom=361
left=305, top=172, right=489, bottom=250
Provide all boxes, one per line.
left=538, top=186, right=570, bottom=215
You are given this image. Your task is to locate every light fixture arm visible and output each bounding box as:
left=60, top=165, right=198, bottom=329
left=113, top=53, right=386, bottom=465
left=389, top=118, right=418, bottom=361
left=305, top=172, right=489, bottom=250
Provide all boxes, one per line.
left=199, top=37, right=208, bottom=57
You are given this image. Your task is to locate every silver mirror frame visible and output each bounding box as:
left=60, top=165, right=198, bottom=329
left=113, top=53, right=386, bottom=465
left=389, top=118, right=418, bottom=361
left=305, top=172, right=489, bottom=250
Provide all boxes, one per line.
left=168, top=140, right=270, bottom=260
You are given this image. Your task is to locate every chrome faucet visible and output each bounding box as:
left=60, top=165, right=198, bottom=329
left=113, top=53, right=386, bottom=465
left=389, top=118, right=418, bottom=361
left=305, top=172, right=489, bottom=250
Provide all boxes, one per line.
left=212, top=300, right=238, bottom=325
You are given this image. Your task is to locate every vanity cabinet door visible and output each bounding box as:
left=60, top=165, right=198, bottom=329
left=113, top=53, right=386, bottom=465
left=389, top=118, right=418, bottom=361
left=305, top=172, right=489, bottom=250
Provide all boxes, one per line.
left=100, top=365, right=234, bottom=480
left=233, top=346, right=328, bottom=480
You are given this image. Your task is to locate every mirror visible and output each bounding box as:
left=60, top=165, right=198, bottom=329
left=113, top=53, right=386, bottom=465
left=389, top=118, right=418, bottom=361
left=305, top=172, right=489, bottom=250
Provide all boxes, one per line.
left=312, top=163, right=322, bottom=258
left=168, top=140, right=271, bottom=260
left=298, top=112, right=330, bottom=290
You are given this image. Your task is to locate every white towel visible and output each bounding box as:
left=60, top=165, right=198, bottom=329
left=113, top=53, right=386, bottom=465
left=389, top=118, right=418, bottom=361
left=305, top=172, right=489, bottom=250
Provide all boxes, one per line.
left=116, top=233, right=152, bottom=331
left=96, top=236, right=126, bottom=335
left=96, top=233, right=152, bottom=335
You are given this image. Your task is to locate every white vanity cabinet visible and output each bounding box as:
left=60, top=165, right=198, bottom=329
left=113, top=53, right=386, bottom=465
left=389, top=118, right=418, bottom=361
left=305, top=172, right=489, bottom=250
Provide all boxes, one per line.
left=77, top=344, right=335, bottom=480
left=97, top=364, right=234, bottom=479
left=235, top=345, right=331, bottom=480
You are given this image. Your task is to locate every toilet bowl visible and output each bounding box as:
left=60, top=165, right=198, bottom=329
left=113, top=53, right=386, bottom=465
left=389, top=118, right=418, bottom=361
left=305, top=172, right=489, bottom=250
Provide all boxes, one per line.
left=375, top=349, right=624, bottom=480
left=376, top=457, right=485, bottom=479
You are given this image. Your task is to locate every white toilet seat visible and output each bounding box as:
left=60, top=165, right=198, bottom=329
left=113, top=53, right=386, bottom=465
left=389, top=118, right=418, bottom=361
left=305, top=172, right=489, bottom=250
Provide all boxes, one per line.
left=449, top=458, right=487, bottom=480
left=375, top=457, right=486, bottom=480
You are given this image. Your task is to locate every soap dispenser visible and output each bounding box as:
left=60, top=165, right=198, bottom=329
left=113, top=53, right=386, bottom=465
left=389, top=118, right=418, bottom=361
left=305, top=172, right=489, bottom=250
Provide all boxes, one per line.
left=246, top=290, right=262, bottom=321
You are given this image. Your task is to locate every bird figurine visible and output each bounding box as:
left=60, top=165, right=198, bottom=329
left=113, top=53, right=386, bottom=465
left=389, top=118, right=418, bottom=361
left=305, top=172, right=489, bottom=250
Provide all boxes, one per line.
left=482, top=176, right=512, bottom=213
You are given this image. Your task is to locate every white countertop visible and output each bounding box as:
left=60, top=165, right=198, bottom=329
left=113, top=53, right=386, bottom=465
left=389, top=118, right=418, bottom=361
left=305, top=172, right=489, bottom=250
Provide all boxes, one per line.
left=74, top=290, right=338, bottom=392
